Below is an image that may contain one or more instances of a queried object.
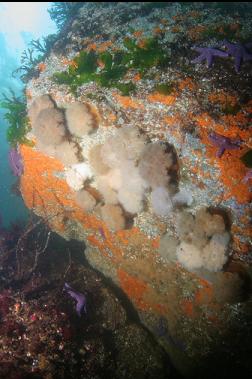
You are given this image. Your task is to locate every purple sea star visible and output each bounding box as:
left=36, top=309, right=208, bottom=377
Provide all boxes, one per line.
left=221, top=40, right=252, bottom=73
left=208, top=132, right=241, bottom=158
left=191, top=46, right=229, bottom=68
left=8, top=148, right=23, bottom=176
left=63, top=282, right=87, bottom=317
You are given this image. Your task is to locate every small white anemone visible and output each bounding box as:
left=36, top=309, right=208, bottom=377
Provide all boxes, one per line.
left=65, top=162, right=93, bottom=191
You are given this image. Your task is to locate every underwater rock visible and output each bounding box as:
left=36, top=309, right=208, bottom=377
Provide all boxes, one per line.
left=18, top=2, right=252, bottom=377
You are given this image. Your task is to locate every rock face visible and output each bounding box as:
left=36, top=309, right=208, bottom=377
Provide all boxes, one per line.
left=20, top=3, right=252, bottom=377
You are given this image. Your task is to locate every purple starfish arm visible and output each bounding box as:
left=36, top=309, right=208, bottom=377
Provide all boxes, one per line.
left=208, top=132, right=241, bottom=158
left=206, top=53, right=214, bottom=68
left=222, top=40, right=252, bottom=72
left=216, top=146, right=226, bottom=158
left=242, top=169, right=252, bottom=183
left=191, top=47, right=228, bottom=68
left=8, top=148, right=23, bottom=176
left=234, top=55, right=242, bottom=73
left=63, top=283, right=87, bottom=317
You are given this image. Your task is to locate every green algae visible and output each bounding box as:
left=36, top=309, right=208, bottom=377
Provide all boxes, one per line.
left=52, top=37, right=169, bottom=95
left=154, top=82, right=174, bottom=95
left=0, top=91, right=32, bottom=147
left=122, top=37, right=168, bottom=73
left=221, top=102, right=241, bottom=115
left=241, top=150, right=252, bottom=168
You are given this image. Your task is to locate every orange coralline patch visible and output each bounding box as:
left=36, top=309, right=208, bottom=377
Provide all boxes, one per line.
left=83, top=218, right=125, bottom=263
left=53, top=219, right=67, bottom=233
left=133, top=30, right=143, bottom=38
left=133, top=72, right=141, bottom=82
left=195, top=113, right=251, bottom=142
left=154, top=303, right=168, bottom=315
left=189, top=162, right=213, bottom=183
left=171, top=26, right=182, bottom=33
left=26, top=89, right=33, bottom=100
left=137, top=39, right=147, bottom=49
left=187, top=25, right=206, bottom=40
left=86, top=43, right=97, bottom=52
left=220, top=113, right=251, bottom=136
left=232, top=223, right=252, bottom=237
left=87, top=234, right=105, bottom=251
left=163, top=114, right=182, bottom=128
left=161, top=116, right=185, bottom=143
left=116, top=230, right=129, bottom=245
left=37, top=62, right=46, bottom=72
left=195, top=280, right=213, bottom=305
left=180, top=299, right=196, bottom=318
left=130, top=226, right=141, bottom=235
left=69, top=61, right=78, bottom=69
left=178, top=77, right=197, bottom=92
left=192, top=149, right=203, bottom=158
left=160, top=18, right=169, bottom=26
left=187, top=10, right=202, bottom=18
left=117, top=269, right=149, bottom=311
left=113, top=93, right=144, bottom=109
left=97, top=40, right=113, bottom=53
left=19, top=146, right=77, bottom=232
left=20, top=144, right=161, bottom=268
left=107, top=112, right=117, bottom=123
left=148, top=92, right=177, bottom=106
left=208, top=90, right=238, bottom=108
left=19, top=145, right=113, bottom=251
left=152, top=237, right=160, bottom=249
left=232, top=236, right=250, bottom=254
left=61, top=59, right=78, bottom=69
left=153, top=26, right=163, bottom=35
left=172, top=14, right=184, bottom=22
left=195, top=113, right=251, bottom=203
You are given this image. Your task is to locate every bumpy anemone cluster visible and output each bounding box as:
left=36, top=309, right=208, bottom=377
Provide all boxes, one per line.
left=88, top=125, right=183, bottom=230
left=65, top=102, right=98, bottom=137
left=28, top=95, right=98, bottom=167
left=28, top=94, right=188, bottom=232
left=159, top=207, right=231, bottom=272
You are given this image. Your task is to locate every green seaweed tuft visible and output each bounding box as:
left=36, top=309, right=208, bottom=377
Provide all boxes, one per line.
left=241, top=150, right=252, bottom=168
left=154, top=82, right=174, bottom=95
left=0, top=90, right=32, bottom=147
left=222, top=103, right=241, bottom=115
left=51, top=36, right=169, bottom=95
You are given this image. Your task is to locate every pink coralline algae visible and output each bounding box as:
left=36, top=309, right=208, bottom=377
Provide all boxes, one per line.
left=208, top=131, right=241, bottom=158
left=8, top=147, right=23, bottom=176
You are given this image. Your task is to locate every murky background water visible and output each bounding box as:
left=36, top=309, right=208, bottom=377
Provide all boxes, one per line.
left=0, top=2, right=56, bottom=227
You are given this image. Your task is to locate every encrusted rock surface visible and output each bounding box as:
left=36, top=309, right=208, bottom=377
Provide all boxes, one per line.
left=20, top=3, right=252, bottom=377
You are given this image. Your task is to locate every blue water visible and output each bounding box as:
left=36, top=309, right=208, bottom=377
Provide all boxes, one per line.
left=0, top=3, right=56, bottom=228
left=0, top=112, right=29, bottom=228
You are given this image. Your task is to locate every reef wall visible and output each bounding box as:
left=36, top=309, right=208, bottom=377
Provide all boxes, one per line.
left=19, top=3, right=252, bottom=377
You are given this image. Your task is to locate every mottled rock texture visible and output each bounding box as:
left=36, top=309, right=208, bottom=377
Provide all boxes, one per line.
left=20, top=3, right=252, bottom=377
